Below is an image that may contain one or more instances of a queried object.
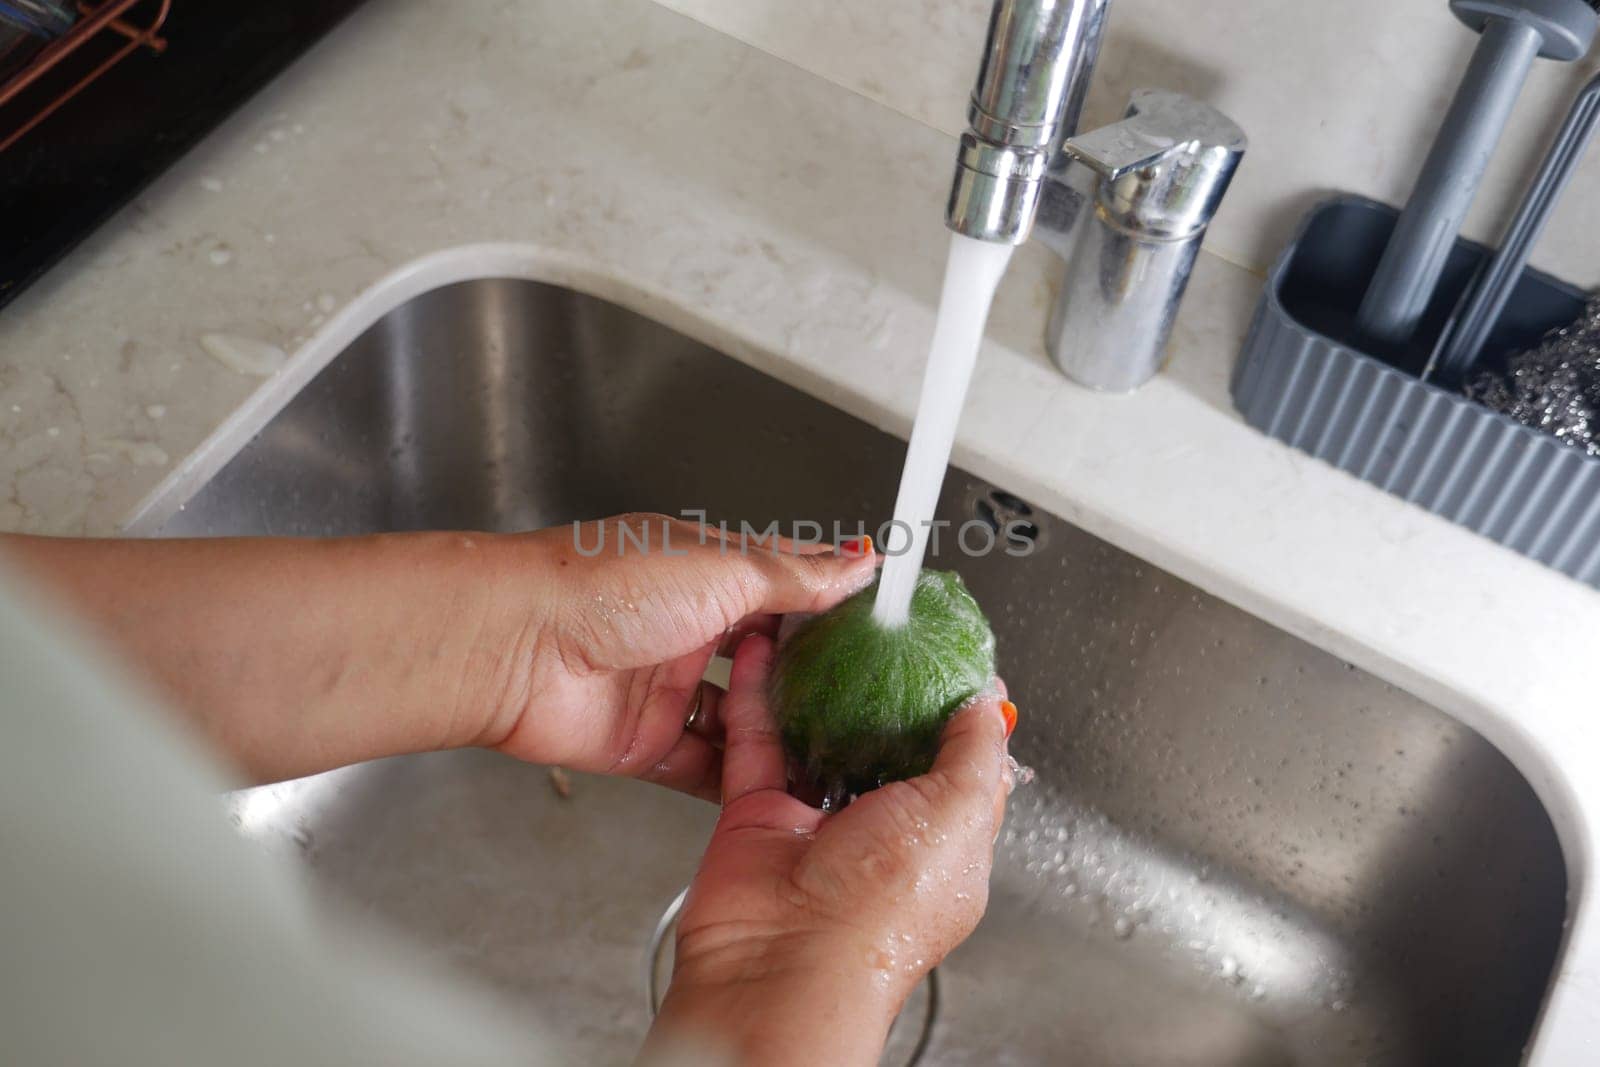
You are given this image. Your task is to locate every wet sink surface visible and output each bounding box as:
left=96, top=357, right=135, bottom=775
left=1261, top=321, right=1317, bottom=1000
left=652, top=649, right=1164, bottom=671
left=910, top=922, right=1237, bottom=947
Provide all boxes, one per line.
left=157, top=280, right=1566, bottom=1065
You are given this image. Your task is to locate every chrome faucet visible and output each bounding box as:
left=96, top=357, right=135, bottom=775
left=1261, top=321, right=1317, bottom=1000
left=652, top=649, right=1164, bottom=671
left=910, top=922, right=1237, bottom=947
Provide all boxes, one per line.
left=947, top=0, right=1246, bottom=392
left=947, top=0, right=1111, bottom=245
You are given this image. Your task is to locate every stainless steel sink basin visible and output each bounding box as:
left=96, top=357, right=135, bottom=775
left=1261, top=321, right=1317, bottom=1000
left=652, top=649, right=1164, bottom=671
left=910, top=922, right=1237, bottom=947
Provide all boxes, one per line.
left=156, top=279, right=1566, bottom=1065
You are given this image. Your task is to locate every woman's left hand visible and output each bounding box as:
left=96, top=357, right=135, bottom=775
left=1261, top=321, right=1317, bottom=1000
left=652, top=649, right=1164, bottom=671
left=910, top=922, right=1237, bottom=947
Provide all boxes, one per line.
left=643, top=631, right=1014, bottom=1065
left=475, top=514, right=876, bottom=799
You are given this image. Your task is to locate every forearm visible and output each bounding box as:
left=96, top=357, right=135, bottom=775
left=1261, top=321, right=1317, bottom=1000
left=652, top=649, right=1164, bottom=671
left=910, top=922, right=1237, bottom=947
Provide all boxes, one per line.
left=644, top=938, right=900, bottom=1067
left=2, top=532, right=533, bottom=783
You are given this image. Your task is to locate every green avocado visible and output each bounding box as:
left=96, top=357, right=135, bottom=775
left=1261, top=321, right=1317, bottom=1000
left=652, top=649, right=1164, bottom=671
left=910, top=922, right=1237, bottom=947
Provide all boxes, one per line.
left=769, top=568, right=996, bottom=795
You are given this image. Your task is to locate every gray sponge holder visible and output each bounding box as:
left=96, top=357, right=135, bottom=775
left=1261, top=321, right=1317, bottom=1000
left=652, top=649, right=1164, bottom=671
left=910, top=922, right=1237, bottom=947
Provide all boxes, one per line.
left=1232, top=194, right=1600, bottom=588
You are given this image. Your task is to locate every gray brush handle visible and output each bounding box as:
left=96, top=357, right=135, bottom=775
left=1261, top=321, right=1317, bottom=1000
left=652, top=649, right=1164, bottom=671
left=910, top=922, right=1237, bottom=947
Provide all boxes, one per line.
left=1430, top=71, right=1600, bottom=380
left=1355, top=17, right=1545, bottom=348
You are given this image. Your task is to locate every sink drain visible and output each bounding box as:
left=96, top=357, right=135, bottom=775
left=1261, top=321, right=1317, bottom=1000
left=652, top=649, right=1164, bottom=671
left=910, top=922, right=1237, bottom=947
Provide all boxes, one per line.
left=645, top=887, right=939, bottom=1065
left=972, top=486, right=1044, bottom=553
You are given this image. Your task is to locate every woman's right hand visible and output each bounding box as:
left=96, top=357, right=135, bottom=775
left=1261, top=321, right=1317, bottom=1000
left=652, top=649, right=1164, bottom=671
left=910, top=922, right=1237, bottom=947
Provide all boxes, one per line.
left=642, top=633, right=1016, bottom=1066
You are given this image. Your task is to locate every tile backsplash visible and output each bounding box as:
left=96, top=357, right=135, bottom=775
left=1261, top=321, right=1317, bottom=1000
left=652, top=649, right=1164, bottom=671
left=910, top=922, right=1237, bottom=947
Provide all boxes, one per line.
left=653, top=0, right=1600, bottom=290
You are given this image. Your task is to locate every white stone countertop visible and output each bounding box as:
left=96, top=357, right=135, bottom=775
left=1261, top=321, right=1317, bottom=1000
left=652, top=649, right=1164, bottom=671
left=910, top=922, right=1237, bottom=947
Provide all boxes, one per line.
left=0, top=0, right=1596, bottom=1058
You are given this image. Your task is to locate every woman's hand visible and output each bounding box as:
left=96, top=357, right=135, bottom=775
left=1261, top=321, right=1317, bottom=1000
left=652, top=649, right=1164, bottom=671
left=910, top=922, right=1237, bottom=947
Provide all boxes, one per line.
left=478, top=514, right=877, bottom=799
left=3, top=516, right=875, bottom=786
left=644, top=634, right=1016, bottom=1066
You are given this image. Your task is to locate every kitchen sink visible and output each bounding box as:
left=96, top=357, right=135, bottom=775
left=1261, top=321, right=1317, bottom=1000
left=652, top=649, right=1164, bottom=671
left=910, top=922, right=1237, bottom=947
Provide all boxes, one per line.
left=154, top=279, right=1566, bottom=1065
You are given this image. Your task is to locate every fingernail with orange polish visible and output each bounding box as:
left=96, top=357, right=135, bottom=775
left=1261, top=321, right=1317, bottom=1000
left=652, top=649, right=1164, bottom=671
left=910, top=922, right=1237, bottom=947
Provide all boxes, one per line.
left=840, top=535, right=873, bottom=558
left=1000, top=700, right=1018, bottom=739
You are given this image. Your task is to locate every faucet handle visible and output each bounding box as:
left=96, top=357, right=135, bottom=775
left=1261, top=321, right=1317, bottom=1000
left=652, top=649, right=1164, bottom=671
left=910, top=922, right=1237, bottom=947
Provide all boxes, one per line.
left=1061, top=88, right=1247, bottom=239
left=1061, top=120, right=1187, bottom=181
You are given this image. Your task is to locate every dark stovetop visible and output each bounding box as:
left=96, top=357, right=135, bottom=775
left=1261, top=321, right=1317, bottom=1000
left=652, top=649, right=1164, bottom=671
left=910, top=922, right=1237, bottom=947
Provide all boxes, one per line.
left=0, top=0, right=368, bottom=309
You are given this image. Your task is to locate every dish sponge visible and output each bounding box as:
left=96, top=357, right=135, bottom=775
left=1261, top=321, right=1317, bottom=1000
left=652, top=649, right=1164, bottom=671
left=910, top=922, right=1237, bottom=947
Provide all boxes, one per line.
left=770, top=569, right=996, bottom=796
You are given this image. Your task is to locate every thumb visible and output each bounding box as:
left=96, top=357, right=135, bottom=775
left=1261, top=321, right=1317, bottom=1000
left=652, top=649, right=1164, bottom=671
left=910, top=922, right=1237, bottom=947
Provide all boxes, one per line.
left=719, top=532, right=877, bottom=618
left=928, top=696, right=1012, bottom=835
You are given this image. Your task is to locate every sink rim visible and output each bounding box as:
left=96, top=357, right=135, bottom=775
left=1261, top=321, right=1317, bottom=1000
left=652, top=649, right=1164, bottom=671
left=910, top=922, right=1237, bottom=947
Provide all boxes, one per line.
left=122, top=244, right=1595, bottom=1060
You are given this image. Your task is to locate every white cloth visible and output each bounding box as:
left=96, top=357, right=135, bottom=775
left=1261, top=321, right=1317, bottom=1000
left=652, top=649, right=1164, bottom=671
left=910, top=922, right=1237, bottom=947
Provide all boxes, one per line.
left=0, top=563, right=573, bottom=1066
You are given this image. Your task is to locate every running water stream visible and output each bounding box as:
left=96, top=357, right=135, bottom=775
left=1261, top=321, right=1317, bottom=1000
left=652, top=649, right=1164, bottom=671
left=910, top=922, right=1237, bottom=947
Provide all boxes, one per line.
left=872, top=232, right=1015, bottom=628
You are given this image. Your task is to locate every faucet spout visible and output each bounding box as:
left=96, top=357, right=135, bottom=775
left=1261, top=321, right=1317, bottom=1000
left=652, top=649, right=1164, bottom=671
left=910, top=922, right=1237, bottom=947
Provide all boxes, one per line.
left=946, top=0, right=1112, bottom=244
